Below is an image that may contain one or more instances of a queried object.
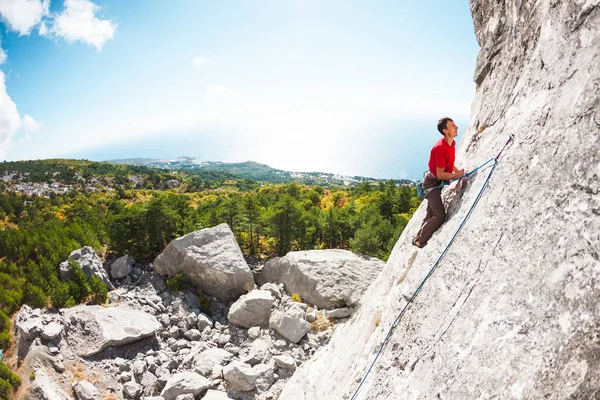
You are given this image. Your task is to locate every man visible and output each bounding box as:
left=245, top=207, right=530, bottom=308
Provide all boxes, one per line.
left=412, top=117, right=465, bottom=248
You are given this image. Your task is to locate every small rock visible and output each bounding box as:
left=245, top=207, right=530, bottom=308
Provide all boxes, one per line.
left=72, top=380, right=101, bottom=400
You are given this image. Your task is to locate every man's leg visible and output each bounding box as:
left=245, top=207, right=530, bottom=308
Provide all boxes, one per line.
left=418, top=201, right=434, bottom=233
left=416, top=188, right=445, bottom=244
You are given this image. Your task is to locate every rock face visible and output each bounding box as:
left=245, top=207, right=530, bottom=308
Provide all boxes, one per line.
left=279, top=1, right=600, bottom=399
left=256, top=249, right=385, bottom=309
left=63, top=305, right=162, bottom=356
left=59, top=246, right=113, bottom=289
left=153, top=224, right=254, bottom=301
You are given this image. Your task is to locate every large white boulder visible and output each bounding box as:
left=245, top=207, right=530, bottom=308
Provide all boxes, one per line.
left=256, top=249, right=384, bottom=309
left=227, top=290, right=275, bottom=328
left=63, top=305, right=161, bottom=357
left=153, top=224, right=254, bottom=301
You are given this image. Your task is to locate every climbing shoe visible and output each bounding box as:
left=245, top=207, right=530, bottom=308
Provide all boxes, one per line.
left=412, top=237, right=426, bottom=248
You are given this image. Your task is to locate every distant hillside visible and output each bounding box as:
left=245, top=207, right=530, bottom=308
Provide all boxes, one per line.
left=108, top=157, right=412, bottom=186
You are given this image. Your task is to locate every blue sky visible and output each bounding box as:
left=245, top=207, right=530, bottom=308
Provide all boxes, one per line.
left=0, top=0, right=479, bottom=178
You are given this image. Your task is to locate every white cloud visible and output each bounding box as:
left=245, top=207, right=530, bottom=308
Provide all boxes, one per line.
left=0, top=71, right=22, bottom=157
left=0, top=0, right=49, bottom=35
left=205, top=85, right=239, bottom=100
left=193, top=57, right=211, bottom=67
left=51, top=0, right=116, bottom=50
left=22, top=114, right=39, bottom=132
left=0, top=44, right=6, bottom=64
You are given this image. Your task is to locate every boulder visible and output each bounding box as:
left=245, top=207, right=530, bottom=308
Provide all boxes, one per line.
left=201, top=390, right=231, bottom=399
left=14, top=305, right=43, bottom=341
left=160, top=372, right=212, bottom=400
left=123, top=382, right=142, bottom=399
left=222, top=361, right=258, bottom=392
left=59, top=246, right=114, bottom=290
left=190, top=347, right=233, bottom=376
left=256, top=249, right=384, bottom=309
left=227, top=290, right=275, bottom=328
left=222, top=361, right=274, bottom=392
left=153, top=224, right=254, bottom=301
left=196, top=314, right=214, bottom=331
left=273, top=355, right=296, bottom=371
left=269, top=307, right=310, bottom=343
left=110, top=254, right=134, bottom=279
left=72, top=380, right=101, bottom=400
left=63, top=305, right=161, bottom=357
left=41, top=322, right=63, bottom=341
left=325, top=308, right=352, bottom=319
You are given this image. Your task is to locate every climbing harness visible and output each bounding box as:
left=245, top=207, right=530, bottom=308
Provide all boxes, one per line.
left=349, top=134, right=514, bottom=400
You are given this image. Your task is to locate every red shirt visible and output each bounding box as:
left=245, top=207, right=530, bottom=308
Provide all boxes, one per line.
left=428, top=137, right=456, bottom=177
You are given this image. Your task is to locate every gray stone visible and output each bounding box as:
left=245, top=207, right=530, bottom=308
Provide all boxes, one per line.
left=155, top=366, right=171, bottom=386
left=14, top=305, right=43, bottom=341
left=41, top=322, right=63, bottom=341
left=227, top=290, right=275, bottom=328
left=160, top=372, right=212, bottom=400
left=269, top=307, right=310, bottom=343
left=72, top=380, right=100, bottom=400
left=132, top=359, right=146, bottom=376
left=273, top=355, right=296, bottom=371
left=197, top=313, right=214, bottom=331
left=247, top=326, right=260, bottom=339
left=190, top=347, right=233, bottom=377
left=140, top=371, right=160, bottom=396
left=183, top=329, right=202, bottom=341
left=325, top=308, right=352, bottom=319
left=153, top=224, right=254, bottom=301
left=111, top=254, right=134, bottom=279
left=260, top=282, right=282, bottom=299
left=256, top=249, right=384, bottom=309
left=201, top=389, right=231, bottom=399
left=123, top=381, right=143, bottom=399
left=63, top=305, right=161, bottom=357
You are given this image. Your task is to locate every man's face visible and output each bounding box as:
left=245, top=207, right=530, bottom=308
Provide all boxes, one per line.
left=444, top=120, right=458, bottom=139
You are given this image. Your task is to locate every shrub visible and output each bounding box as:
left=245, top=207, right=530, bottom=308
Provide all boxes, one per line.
left=29, top=370, right=35, bottom=381
left=0, top=379, right=11, bottom=400
left=291, top=293, right=302, bottom=302
left=89, top=275, right=108, bottom=305
left=0, top=362, right=20, bottom=387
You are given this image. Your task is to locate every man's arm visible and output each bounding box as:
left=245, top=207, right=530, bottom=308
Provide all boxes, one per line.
left=436, top=167, right=465, bottom=181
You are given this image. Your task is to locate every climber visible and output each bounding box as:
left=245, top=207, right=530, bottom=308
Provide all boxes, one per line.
left=412, top=117, right=465, bottom=248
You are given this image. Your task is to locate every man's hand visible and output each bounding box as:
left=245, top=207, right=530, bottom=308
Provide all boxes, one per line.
left=436, top=167, right=466, bottom=181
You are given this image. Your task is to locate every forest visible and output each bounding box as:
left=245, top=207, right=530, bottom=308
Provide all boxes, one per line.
left=0, top=161, right=421, bottom=396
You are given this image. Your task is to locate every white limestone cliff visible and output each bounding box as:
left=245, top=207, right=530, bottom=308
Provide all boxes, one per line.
left=279, top=0, right=600, bottom=398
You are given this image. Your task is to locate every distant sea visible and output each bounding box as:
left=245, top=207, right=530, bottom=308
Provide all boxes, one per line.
left=83, top=118, right=467, bottom=181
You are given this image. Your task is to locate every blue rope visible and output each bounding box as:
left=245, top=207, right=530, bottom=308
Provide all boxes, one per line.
left=349, top=143, right=512, bottom=399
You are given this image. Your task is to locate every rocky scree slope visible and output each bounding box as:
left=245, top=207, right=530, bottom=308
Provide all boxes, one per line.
left=279, top=0, right=600, bottom=399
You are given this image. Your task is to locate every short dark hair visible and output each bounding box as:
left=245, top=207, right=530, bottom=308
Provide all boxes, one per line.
left=437, top=117, right=453, bottom=135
